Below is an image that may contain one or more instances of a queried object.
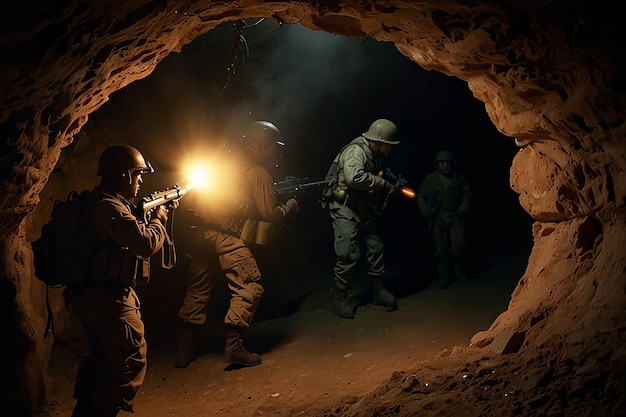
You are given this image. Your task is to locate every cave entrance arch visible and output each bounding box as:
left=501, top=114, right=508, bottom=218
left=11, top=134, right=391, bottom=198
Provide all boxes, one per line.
left=26, top=10, right=531, bottom=415
left=4, top=3, right=624, bottom=416
left=52, top=16, right=528, bottom=345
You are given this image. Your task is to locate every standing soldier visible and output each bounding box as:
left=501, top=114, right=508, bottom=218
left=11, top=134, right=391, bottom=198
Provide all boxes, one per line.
left=175, top=120, right=299, bottom=368
left=322, top=118, right=400, bottom=319
left=69, top=145, right=170, bottom=417
left=416, top=150, right=471, bottom=289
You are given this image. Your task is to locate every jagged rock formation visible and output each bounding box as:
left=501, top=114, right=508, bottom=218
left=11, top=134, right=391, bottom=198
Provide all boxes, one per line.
left=1, top=1, right=624, bottom=416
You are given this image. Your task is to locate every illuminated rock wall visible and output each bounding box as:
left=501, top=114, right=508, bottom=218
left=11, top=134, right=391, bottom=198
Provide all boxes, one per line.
left=1, top=1, right=624, bottom=415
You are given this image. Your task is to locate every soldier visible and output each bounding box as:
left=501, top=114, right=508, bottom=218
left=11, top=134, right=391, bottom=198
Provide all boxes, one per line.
left=175, top=120, right=299, bottom=368
left=69, top=145, right=170, bottom=417
left=416, top=150, right=471, bottom=289
left=322, top=118, right=400, bottom=319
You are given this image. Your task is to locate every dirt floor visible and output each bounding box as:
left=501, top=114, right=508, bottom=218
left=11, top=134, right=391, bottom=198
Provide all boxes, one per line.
left=43, top=245, right=528, bottom=416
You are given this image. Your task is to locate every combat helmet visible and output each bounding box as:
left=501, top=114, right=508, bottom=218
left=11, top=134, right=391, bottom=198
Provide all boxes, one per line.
left=434, top=150, right=456, bottom=164
left=362, top=119, right=399, bottom=145
left=97, top=145, right=154, bottom=178
left=244, top=121, right=284, bottom=147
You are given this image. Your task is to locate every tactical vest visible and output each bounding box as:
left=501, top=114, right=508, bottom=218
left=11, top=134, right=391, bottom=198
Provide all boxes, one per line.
left=323, top=137, right=380, bottom=215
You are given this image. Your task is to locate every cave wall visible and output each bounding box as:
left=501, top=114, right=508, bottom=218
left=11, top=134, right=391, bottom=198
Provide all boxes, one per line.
left=1, top=1, right=625, bottom=415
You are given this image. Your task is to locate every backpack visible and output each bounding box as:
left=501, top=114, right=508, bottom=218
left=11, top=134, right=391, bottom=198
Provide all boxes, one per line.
left=31, top=190, right=99, bottom=288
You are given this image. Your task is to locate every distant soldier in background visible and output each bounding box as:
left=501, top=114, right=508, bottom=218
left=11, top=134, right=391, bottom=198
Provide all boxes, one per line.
left=175, top=121, right=299, bottom=369
left=416, top=150, right=471, bottom=289
left=322, top=118, right=401, bottom=319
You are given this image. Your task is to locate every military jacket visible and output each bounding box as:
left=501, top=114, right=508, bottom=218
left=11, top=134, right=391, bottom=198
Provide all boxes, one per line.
left=88, top=187, right=167, bottom=286
left=329, top=136, right=388, bottom=218
left=416, top=170, right=471, bottom=227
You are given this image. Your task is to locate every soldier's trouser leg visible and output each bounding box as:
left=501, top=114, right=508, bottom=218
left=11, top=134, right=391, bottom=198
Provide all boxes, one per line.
left=450, top=218, right=468, bottom=282
left=71, top=286, right=146, bottom=416
left=176, top=239, right=218, bottom=368
left=330, top=210, right=359, bottom=318
left=432, top=224, right=452, bottom=288
left=216, top=233, right=264, bottom=328
left=177, top=250, right=216, bottom=325
left=363, top=222, right=398, bottom=311
left=217, top=233, right=264, bottom=364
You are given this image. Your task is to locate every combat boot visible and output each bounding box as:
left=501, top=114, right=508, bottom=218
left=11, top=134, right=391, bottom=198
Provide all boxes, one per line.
left=332, top=288, right=355, bottom=319
left=223, top=325, right=262, bottom=367
left=373, top=277, right=398, bottom=311
left=175, top=323, right=199, bottom=368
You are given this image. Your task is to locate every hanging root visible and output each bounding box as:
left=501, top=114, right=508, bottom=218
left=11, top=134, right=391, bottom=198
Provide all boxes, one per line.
left=219, top=19, right=245, bottom=97
left=218, top=18, right=270, bottom=97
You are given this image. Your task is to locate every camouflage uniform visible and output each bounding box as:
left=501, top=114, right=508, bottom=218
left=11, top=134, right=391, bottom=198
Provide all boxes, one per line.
left=176, top=145, right=296, bottom=366
left=416, top=159, right=471, bottom=287
left=68, top=187, right=167, bottom=416
left=327, top=136, right=397, bottom=317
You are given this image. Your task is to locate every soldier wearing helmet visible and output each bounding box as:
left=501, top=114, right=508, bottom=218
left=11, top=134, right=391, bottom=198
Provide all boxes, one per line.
left=322, top=118, right=401, bottom=319
left=243, top=120, right=286, bottom=148
left=175, top=120, right=299, bottom=369
left=416, top=150, right=471, bottom=289
left=69, top=145, right=169, bottom=416
left=97, top=144, right=154, bottom=179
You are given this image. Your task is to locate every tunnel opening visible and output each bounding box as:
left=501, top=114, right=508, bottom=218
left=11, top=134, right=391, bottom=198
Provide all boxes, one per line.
left=41, top=17, right=533, bottom=345
left=37, top=17, right=535, bottom=416
left=4, top=3, right=625, bottom=416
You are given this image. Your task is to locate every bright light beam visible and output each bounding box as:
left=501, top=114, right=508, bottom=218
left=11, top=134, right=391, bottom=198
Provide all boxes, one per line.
left=183, top=162, right=213, bottom=191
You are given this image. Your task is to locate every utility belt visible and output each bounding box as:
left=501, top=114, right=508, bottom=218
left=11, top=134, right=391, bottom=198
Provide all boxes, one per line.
left=324, top=185, right=375, bottom=208
left=89, top=245, right=149, bottom=286
left=321, top=182, right=348, bottom=209
left=239, top=218, right=273, bottom=245
left=64, top=247, right=144, bottom=305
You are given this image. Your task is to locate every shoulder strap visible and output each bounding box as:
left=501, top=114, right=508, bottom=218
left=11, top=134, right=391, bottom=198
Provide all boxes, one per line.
left=336, top=137, right=369, bottom=166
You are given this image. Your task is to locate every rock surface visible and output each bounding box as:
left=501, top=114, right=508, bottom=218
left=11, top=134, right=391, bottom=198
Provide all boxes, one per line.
left=1, top=1, right=625, bottom=416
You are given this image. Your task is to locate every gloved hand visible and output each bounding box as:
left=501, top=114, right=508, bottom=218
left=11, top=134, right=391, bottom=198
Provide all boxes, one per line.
left=167, top=199, right=180, bottom=210
left=285, top=198, right=300, bottom=214
left=151, top=205, right=168, bottom=226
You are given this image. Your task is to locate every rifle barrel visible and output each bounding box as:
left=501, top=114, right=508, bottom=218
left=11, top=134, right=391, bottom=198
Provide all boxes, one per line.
left=141, top=185, right=188, bottom=212
left=275, top=179, right=331, bottom=193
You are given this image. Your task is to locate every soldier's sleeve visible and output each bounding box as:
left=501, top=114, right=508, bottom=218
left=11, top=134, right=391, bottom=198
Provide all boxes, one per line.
left=341, top=145, right=386, bottom=191
left=416, top=175, right=432, bottom=218
left=92, top=197, right=167, bottom=257
left=416, top=173, right=439, bottom=219
left=247, top=166, right=292, bottom=223
left=458, top=174, right=471, bottom=214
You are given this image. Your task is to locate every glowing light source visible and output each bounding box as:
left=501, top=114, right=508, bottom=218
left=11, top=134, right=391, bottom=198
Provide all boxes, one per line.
left=177, top=146, right=241, bottom=215
left=401, top=187, right=416, bottom=199
left=185, top=164, right=212, bottom=191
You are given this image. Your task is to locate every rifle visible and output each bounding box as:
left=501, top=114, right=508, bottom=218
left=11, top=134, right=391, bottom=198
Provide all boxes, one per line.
left=136, top=184, right=189, bottom=223
left=375, top=169, right=416, bottom=215
left=274, top=176, right=333, bottom=199
left=135, top=184, right=189, bottom=269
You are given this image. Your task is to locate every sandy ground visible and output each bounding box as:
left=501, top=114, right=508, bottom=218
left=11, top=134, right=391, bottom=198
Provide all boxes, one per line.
left=44, top=245, right=528, bottom=416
